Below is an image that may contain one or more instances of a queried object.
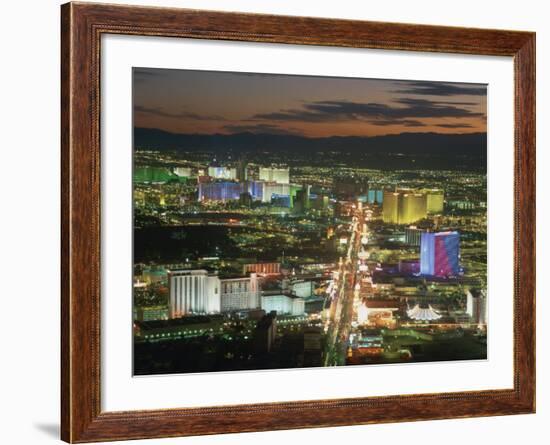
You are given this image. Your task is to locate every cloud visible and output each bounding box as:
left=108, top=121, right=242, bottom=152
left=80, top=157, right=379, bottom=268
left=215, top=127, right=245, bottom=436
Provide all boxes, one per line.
left=392, top=98, right=484, bottom=118
left=435, top=123, right=475, bottom=129
left=370, top=119, right=426, bottom=127
left=394, top=81, right=487, bottom=96
left=251, top=110, right=327, bottom=123
left=222, top=123, right=303, bottom=135
left=250, top=98, right=484, bottom=126
left=434, top=100, right=479, bottom=106
left=134, top=105, right=225, bottom=121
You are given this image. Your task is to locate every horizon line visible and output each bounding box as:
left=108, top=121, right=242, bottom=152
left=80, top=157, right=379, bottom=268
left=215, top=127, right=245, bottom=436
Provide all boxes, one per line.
left=134, top=126, right=487, bottom=139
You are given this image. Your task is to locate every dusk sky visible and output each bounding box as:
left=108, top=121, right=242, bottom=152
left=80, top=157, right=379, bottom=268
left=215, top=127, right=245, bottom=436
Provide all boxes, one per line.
left=133, top=68, right=487, bottom=138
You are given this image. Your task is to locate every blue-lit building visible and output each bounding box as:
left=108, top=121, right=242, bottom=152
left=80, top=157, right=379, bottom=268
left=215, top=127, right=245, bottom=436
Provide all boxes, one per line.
left=198, top=181, right=245, bottom=202
left=367, top=189, right=384, bottom=204
left=420, top=231, right=460, bottom=277
left=207, top=165, right=237, bottom=180
left=247, top=181, right=265, bottom=201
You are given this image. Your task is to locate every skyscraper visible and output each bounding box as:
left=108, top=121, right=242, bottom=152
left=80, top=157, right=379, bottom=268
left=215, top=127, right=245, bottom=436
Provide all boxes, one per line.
left=168, top=270, right=260, bottom=317
left=293, top=186, right=310, bottom=214
left=400, top=192, right=427, bottom=224
left=168, top=270, right=221, bottom=317
left=207, top=165, right=237, bottom=180
left=382, top=191, right=399, bottom=223
left=367, top=189, right=384, bottom=204
left=466, top=289, right=487, bottom=325
left=198, top=181, right=245, bottom=201
left=383, top=190, right=427, bottom=224
left=247, top=180, right=265, bottom=201
left=405, top=226, right=423, bottom=246
left=236, top=158, right=248, bottom=182
left=262, top=182, right=291, bottom=203
left=261, top=294, right=305, bottom=316
left=424, top=189, right=445, bottom=214
left=420, top=231, right=460, bottom=277
left=219, top=274, right=260, bottom=312
left=259, top=167, right=290, bottom=184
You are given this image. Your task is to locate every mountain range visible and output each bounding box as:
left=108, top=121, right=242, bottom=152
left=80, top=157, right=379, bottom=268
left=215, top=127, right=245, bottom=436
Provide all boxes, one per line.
left=135, top=127, right=486, bottom=157
left=134, top=127, right=487, bottom=170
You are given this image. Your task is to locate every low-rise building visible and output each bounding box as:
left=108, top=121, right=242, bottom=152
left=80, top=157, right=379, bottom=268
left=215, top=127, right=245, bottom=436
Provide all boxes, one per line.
left=134, top=315, right=225, bottom=342
left=261, top=293, right=305, bottom=316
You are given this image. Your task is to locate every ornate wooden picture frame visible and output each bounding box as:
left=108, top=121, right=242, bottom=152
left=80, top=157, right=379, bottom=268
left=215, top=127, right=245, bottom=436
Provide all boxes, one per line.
left=61, top=2, right=535, bottom=442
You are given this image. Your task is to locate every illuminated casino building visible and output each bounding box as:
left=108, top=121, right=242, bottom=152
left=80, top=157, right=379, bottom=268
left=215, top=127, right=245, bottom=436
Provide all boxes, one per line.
left=382, top=191, right=399, bottom=223
left=382, top=190, right=427, bottom=224
left=367, top=189, right=384, bottom=204
left=198, top=181, right=245, bottom=202
left=173, top=166, right=192, bottom=177
left=219, top=274, right=260, bottom=312
left=168, top=269, right=260, bottom=317
left=424, top=189, right=445, bottom=214
left=261, top=293, right=305, bottom=316
left=168, top=270, right=221, bottom=317
left=405, top=226, right=423, bottom=246
left=259, top=166, right=290, bottom=184
left=248, top=180, right=265, bottom=201
left=243, top=262, right=281, bottom=275
left=357, top=299, right=402, bottom=328
left=197, top=179, right=302, bottom=205
left=207, top=165, right=237, bottom=180
left=401, top=192, right=428, bottom=223
left=291, top=280, right=314, bottom=298
left=262, top=182, right=291, bottom=202
left=263, top=183, right=302, bottom=204
left=420, top=231, right=460, bottom=277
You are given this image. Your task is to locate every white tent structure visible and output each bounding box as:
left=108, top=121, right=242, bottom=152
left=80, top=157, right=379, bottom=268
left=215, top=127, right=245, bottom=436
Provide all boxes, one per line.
left=407, top=304, right=442, bottom=321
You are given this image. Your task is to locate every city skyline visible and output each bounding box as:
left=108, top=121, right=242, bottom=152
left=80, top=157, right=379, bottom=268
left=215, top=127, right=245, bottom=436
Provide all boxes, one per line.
left=134, top=68, right=487, bottom=138
left=133, top=68, right=487, bottom=375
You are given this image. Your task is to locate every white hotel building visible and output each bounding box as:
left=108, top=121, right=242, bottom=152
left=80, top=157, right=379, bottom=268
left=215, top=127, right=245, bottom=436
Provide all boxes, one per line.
left=168, top=269, right=260, bottom=317
left=207, top=166, right=237, bottom=180
left=259, top=167, right=290, bottom=184
left=220, top=275, right=260, bottom=312
left=261, top=294, right=305, bottom=316
left=168, top=270, right=220, bottom=318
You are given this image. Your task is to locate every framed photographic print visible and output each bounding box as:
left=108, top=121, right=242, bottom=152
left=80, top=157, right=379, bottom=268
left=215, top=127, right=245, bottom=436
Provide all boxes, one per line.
left=61, top=2, right=535, bottom=442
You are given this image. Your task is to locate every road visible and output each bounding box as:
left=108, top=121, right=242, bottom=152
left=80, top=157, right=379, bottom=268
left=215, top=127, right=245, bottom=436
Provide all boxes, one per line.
left=324, top=205, right=366, bottom=366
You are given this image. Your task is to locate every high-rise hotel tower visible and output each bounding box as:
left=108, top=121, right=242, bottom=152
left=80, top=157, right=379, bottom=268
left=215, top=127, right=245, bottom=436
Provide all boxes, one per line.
left=420, top=231, right=460, bottom=277
left=168, top=270, right=260, bottom=317
left=383, top=190, right=428, bottom=224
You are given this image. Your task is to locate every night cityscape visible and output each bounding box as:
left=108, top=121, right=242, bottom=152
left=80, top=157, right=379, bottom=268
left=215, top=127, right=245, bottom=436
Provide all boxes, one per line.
left=132, top=68, right=487, bottom=375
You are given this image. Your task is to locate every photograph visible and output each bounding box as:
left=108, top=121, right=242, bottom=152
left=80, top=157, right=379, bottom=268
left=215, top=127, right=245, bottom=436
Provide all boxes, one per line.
left=132, top=68, right=488, bottom=375
left=1, top=0, right=542, bottom=443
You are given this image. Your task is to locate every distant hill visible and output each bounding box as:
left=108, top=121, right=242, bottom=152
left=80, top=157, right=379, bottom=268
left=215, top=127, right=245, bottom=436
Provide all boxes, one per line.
left=134, top=127, right=487, bottom=158
left=134, top=128, right=487, bottom=171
